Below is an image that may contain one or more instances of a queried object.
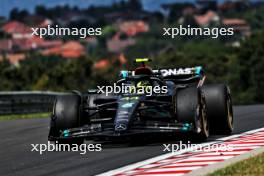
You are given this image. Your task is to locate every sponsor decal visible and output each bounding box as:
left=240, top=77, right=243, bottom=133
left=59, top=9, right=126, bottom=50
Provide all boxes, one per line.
left=120, top=66, right=203, bottom=77
left=155, top=68, right=193, bottom=76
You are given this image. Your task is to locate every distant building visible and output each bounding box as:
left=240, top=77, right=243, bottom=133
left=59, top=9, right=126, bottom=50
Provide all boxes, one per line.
left=118, top=20, right=149, bottom=37
left=222, top=18, right=251, bottom=37
left=2, top=21, right=32, bottom=39
left=107, top=36, right=135, bottom=53
left=0, top=39, right=12, bottom=52
left=38, top=40, right=63, bottom=49
left=0, top=37, right=62, bottom=53
left=93, top=59, right=110, bottom=69
left=42, top=41, right=85, bottom=58
left=0, top=37, right=43, bottom=52
left=61, top=41, right=85, bottom=58
left=118, top=53, right=127, bottom=65
left=194, top=10, right=220, bottom=27
left=0, top=53, right=26, bottom=66
left=93, top=54, right=127, bottom=70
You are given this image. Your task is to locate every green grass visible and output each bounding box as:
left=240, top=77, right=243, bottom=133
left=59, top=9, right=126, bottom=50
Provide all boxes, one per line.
left=208, top=152, right=264, bottom=176
left=0, top=112, right=51, bottom=120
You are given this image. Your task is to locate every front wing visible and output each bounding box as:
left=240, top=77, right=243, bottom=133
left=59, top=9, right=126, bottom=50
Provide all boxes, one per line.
left=49, top=122, right=196, bottom=141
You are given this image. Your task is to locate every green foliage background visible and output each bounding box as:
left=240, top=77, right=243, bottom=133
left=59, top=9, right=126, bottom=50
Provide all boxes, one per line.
left=1, top=30, right=264, bottom=104
left=1, top=5, right=264, bottom=104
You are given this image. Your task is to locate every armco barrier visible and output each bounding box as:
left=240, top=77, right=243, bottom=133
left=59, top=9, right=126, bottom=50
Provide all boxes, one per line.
left=0, top=91, right=64, bottom=115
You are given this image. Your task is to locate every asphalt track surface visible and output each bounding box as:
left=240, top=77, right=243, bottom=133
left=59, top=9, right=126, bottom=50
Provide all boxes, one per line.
left=0, top=105, right=264, bottom=176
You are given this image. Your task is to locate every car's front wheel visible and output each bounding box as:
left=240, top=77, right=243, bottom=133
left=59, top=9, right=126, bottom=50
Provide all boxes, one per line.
left=48, top=94, right=84, bottom=144
left=176, top=87, right=209, bottom=141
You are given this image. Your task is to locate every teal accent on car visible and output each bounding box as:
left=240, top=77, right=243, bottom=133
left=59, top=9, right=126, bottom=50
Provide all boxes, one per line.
left=121, top=70, right=128, bottom=78
left=182, top=127, right=188, bottom=131
left=122, top=102, right=134, bottom=108
left=63, top=130, right=69, bottom=137
left=184, top=123, right=190, bottom=127
left=195, top=66, right=203, bottom=75
left=63, top=130, right=69, bottom=134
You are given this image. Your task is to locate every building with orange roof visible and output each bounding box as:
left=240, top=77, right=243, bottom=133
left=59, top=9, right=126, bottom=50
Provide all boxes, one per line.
left=222, top=18, right=247, bottom=26
left=2, top=21, right=32, bottom=39
left=0, top=53, right=26, bottom=66
left=93, top=59, right=110, bottom=69
left=222, top=18, right=251, bottom=37
left=41, top=41, right=85, bottom=59
left=118, top=53, right=127, bottom=65
left=119, top=20, right=149, bottom=37
left=0, top=40, right=12, bottom=52
left=93, top=54, right=128, bottom=70
left=0, top=37, right=63, bottom=53
left=194, top=10, right=220, bottom=27
left=41, top=47, right=61, bottom=56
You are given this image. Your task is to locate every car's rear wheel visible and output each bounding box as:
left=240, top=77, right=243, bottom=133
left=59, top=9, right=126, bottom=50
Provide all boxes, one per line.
left=202, top=84, right=234, bottom=135
left=49, top=94, right=84, bottom=144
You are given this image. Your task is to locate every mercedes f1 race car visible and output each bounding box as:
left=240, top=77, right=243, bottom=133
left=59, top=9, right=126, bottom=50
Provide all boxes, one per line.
left=48, top=58, right=234, bottom=144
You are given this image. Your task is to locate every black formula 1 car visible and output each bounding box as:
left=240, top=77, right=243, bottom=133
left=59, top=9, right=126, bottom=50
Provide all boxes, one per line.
left=48, top=58, right=234, bottom=144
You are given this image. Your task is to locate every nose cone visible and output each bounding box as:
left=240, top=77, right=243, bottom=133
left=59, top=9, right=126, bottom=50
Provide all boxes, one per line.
left=114, top=97, right=139, bottom=132
left=114, top=109, right=130, bottom=132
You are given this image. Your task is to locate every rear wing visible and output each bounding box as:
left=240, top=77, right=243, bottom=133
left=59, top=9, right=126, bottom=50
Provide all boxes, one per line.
left=120, top=66, right=204, bottom=78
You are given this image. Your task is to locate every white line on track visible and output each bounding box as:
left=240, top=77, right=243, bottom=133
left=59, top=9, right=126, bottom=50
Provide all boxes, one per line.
left=161, top=161, right=218, bottom=167
left=197, top=151, right=246, bottom=155
left=182, top=156, right=233, bottom=161
left=143, top=166, right=203, bottom=172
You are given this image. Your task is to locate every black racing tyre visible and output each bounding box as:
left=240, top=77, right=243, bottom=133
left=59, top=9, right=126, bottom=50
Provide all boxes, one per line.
left=49, top=94, right=84, bottom=144
left=176, top=87, right=209, bottom=141
left=202, top=84, right=234, bottom=135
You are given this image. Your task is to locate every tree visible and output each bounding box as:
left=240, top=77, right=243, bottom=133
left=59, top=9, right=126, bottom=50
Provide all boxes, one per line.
left=127, top=0, right=142, bottom=11
left=35, top=5, right=48, bottom=17
left=236, top=31, right=264, bottom=103
left=9, top=8, right=29, bottom=21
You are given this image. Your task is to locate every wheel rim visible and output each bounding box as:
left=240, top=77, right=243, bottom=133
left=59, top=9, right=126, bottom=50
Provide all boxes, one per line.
left=227, top=95, right=234, bottom=130
left=201, top=97, right=209, bottom=137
